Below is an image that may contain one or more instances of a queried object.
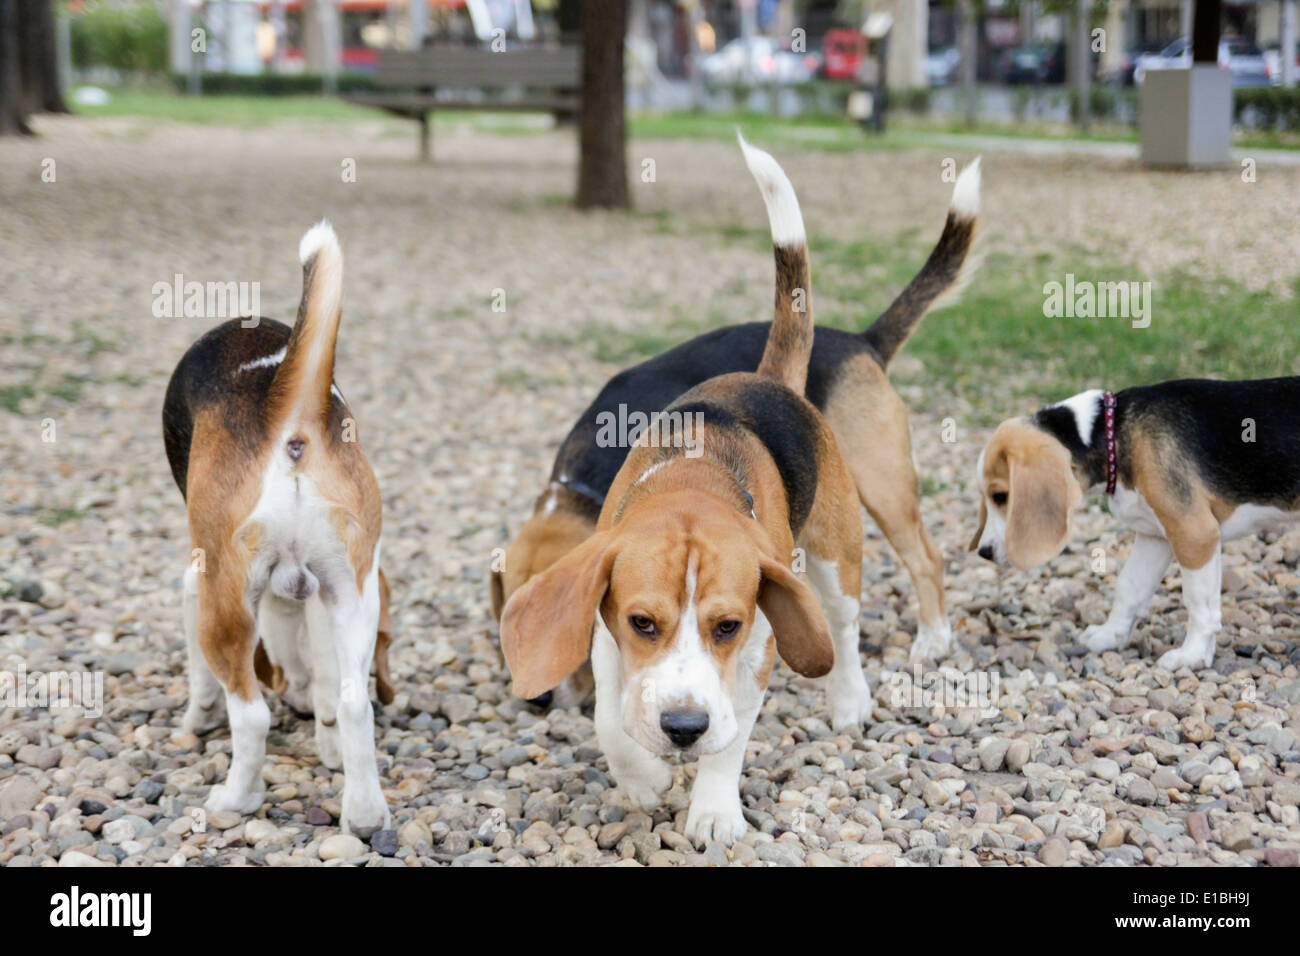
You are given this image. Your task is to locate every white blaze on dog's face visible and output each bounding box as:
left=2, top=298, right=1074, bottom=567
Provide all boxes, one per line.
left=970, top=418, right=1083, bottom=571
left=599, top=509, right=774, bottom=757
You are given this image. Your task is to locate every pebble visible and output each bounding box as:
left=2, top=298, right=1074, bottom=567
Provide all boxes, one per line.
left=320, top=835, right=367, bottom=861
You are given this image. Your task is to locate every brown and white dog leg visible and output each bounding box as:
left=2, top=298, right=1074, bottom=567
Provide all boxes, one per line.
left=825, top=379, right=951, bottom=663
left=180, top=563, right=225, bottom=736
left=198, top=569, right=270, bottom=816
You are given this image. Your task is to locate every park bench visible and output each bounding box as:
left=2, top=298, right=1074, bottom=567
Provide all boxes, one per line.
left=342, top=46, right=581, bottom=160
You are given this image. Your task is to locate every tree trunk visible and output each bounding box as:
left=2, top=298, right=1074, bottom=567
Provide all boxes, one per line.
left=0, top=0, right=32, bottom=136
left=17, top=0, right=66, bottom=115
left=304, top=0, right=341, bottom=87
left=957, top=0, right=977, bottom=128
left=576, top=0, right=630, bottom=210
left=1071, top=0, right=1091, bottom=133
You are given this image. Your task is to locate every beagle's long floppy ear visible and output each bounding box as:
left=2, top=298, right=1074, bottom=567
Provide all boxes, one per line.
left=967, top=494, right=987, bottom=552
left=757, top=555, right=834, bottom=678
left=1005, top=450, right=1079, bottom=570
left=500, top=531, right=618, bottom=700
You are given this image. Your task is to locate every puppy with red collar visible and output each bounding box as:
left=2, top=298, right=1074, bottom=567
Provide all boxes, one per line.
left=162, top=223, right=389, bottom=835
left=970, top=381, right=1300, bottom=671
left=501, top=139, right=869, bottom=845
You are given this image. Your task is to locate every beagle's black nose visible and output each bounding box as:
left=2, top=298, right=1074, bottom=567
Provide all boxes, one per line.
left=660, top=709, right=709, bottom=748
left=978, top=545, right=994, bottom=561
left=527, top=691, right=554, bottom=709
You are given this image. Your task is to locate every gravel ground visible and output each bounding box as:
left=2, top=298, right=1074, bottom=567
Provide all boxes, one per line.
left=1, top=116, right=1298, bottom=867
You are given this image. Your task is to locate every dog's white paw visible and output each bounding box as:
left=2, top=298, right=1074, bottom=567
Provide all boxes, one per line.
left=908, top=621, right=953, bottom=664
left=341, top=785, right=390, bottom=839
left=684, top=788, right=747, bottom=847
left=1158, top=641, right=1214, bottom=672
left=616, top=760, right=673, bottom=811
left=205, top=783, right=264, bottom=816
left=316, top=722, right=342, bottom=770
left=1081, top=623, right=1129, bottom=654
left=828, top=677, right=872, bottom=732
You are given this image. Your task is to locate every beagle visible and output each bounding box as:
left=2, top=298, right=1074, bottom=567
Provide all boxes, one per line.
left=501, top=139, right=880, bottom=846
left=970, top=380, right=1300, bottom=671
left=492, top=159, right=983, bottom=687
left=162, top=223, right=391, bottom=836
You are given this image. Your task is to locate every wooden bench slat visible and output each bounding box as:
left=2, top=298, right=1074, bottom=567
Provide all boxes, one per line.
left=344, top=46, right=581, bottom=160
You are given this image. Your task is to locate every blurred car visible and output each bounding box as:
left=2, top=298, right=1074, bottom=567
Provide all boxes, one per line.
left=1134, top=36, right=1274, bottom=86
left=820, top=28, right=865, bottom=80
left=997, top=42, right=1065, bottom=84
left=697, top=36, right=820, bottom=84
left=924, top=45, right=961, bottom=86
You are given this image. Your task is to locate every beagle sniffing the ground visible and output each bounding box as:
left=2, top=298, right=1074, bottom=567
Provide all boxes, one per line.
left=501, top=139, right=876, bottom=846
left=162, top=222, right=391, bottom=836
left=492, top=160, right=983, bottom=688
left=970, top=379, right=1300, bottom=671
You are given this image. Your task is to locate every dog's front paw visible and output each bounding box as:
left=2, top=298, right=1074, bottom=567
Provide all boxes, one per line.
left=1081, top=623, right=1129, bottom=654
left=684, top=788, right=747, bottom=847
left=616, top=760, right=673, bottom=811
left=828, top=684, right=871, bottom=732
left=1158, top=641, right=1214, bottom=672
left=341, top=785, right=390, bottom=839
left=205, top=783, right=264, bottom=816
left=908, top=621, right=953, bottom=664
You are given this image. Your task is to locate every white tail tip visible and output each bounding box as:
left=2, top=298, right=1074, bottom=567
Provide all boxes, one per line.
left=950, top=157, right=981, bottom=219
left=737, top=131, right=806, bottom=249
left=299, top=219, right=340, bottom=265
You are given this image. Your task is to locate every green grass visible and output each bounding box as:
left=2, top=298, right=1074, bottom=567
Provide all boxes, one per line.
left=810, top=234, right=1300, bottom=412
left=556, top=218, right=1300, bottom=416
left=72, top=89, right=373, bottom=125
left=71, top=87, right=556, bottom=132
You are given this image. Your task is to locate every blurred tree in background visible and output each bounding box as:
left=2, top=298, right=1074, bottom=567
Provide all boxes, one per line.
left=0, top=0, right=68, bottom=136
left=576, top=0, right=630, bottom=209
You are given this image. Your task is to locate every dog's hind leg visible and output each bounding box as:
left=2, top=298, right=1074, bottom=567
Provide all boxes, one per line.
left=259, top=593, right=313, bottom=717
left=825, top=372, right=950, bottom=664
left=180, top=562, right=226, bottom=736
left=198, top=564, right=270, bottom=817
left=312, top=555, right=388, bottom=837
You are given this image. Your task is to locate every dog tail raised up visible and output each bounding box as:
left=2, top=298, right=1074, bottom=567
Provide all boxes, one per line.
left=863, top=157, right=981, bottom=367
left=738, top=133, right=813, bottom=396
left=267, top=220, right=344, bottom=432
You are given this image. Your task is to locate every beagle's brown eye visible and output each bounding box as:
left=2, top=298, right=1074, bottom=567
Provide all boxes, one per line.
left=629, top=615, right=656, bottom=637
left=991, top=492, right=1008, bottom=507
left=714, top=620, right=741, bottom=641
